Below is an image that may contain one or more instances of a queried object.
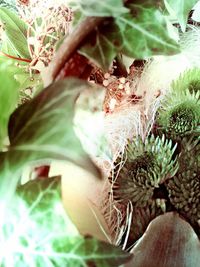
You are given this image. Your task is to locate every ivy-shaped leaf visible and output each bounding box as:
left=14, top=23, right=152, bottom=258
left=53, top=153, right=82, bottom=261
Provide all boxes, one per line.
left=0, top=60, right=19, bottom=148
left=74, top=0, right=128, bottom=17
left=16, top=176, right=62, bottom=211
left=0, top=7, right=31, bottom=59
left=70, top=237, right=133, bottom=267
left=192, top=1, right=200, bottom=22
left=164, top=0, right=199, bottom=31
left=113, top=6, right=180, bottom=58
left=3, top=177, right=133, bottom=267
left=8, top=78, right=101, bottom=178
left=80, top=3, right=179, bottom=71
left=128, top=0, right=164, bottom=8
left=79, top=30, right=117, bottom=70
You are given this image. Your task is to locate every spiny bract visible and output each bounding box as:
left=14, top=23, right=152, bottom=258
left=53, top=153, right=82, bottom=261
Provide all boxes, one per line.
left=109, top=135, right=178, bottom=207
left=157, top=77, right=200, bottom=139
left=166, top=140, right=200, bottom=232
left=171, top=68, right=200, bottom=96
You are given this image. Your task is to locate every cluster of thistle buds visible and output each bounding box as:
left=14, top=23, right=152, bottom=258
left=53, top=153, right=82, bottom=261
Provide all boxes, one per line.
left=17, top=0, right=72, bottom=72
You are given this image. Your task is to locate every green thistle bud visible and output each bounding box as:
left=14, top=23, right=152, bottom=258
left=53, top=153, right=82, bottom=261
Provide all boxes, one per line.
left=109, top=135, right=178, bottom=207
left=166, top=142, right=200, bottom=230
left=157, top=88, right=200, bottom=139
left=172, top=68, right=200, bottom=96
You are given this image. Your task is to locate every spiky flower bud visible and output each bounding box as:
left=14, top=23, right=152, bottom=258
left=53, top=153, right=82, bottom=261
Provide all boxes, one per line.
left=171, top=68, right=200, bottom=96
left=157, top=84, right=200, bottom=139
left=166, top=141, right=200, bottom=232
left=109, top=135, right=178, bottom=207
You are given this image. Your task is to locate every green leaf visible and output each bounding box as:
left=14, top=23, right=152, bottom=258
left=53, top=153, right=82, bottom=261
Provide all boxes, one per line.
left=75, top=0, right=128, bottom=17
left=79, top=30, right=117, bottom=70
left=68, top=236, right=133, bottom=267
left=0, top=55, right=26, bottom=74
left=126, top=0, right=165, bottom=8
left=114, top=7, right=180, bottom=58
left=0, top=176, right=132, bottom=266
left=0, top=60, right=19, bottom=148
left=192, top=1, right=200, bottom=22
left=0, top=58, right=42, bottom=102
left=0, top=55, right=36, bottom=105
left=16, top=176, right=62, bottom=211
left=17, top=177, right=132, bottom=266
left=80, top=4, right=179, bottom=70
left=164, top=0, right=199, bottom=31
left=8, top=78, right=101, bottom=178
left=14, top=72, right=43, bottom=96
left=0, top=7, right=31, bottom=59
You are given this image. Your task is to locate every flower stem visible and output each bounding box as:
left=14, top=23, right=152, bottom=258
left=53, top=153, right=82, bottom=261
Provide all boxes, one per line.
left=43, top=16, right=104, bottom=86
left=0, top=51, right=31, bottom=63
